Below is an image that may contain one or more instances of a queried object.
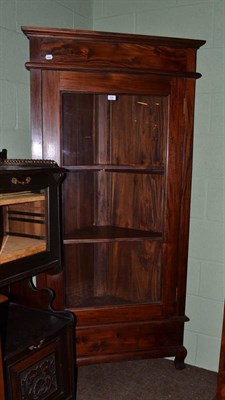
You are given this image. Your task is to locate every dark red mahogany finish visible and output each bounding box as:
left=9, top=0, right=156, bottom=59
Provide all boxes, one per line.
left=22, top=26, right=205, bottom=368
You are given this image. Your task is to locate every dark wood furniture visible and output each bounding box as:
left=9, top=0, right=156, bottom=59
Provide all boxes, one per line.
left=0, top=159, right=64, bottom=285
left=22, top=26, right=205, bottom=368
left=0, top=294, right=7, bottom=400
left=0, top=160, right=75, bottom=400
left=216, top=303, right=225, bottom=399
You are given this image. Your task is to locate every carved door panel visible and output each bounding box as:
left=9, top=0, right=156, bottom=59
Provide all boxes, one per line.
left=5, top=329, right=73, bottom=400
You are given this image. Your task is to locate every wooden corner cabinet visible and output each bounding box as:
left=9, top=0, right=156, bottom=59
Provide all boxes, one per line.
left=22, top=26, right=205, bottom=368
left=0, top=160, right=75, bottom=400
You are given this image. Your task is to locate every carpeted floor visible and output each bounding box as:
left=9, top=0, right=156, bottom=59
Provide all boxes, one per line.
left=76, top=358, right=217, bottom=400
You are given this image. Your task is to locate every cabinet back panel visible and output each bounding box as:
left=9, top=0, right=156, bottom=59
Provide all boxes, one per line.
left=7, top=200, right=46, bottom=238
left=107, top=241, right=162, bottom=303
left=110, top=95, right=167, bottom=166
left=62, top=93, right=94, bottom=165
left=64, top=241, right=162, bottom=308
left=61, top=93, right=167, bottom=167
left=110, top=173, right=163, bottom=232
left=63, top=171, right=164, bottom=233
left=62, top=172, right=95, bottom=233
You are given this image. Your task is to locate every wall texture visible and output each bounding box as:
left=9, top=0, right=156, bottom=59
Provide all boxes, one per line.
left=93, top=0, right=225, bottom=372
left=0, top=0, right=224, bottom=373
left=0, top=0, right=93, bottom=158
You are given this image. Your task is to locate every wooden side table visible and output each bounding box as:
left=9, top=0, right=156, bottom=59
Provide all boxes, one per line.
left=216, top=303, right=225, bottom=399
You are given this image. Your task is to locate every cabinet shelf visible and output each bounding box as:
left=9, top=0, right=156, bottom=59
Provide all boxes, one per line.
left=0, top=192, right=45, bottom=206
left=0, top=236, right=46, bottom=264
left=64, top=225, right=162, bottom=244
left=65, top=165, right=164, bottom=174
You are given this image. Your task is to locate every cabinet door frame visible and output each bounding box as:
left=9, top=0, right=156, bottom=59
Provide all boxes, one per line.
left=32, top=69, right=195, bottom=321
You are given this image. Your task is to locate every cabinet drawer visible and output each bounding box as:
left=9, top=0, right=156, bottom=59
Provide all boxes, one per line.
left=5, top=332, right=73, bottom=400
left=76, top=320, right=184, bottom=361
left=0, top=172, right=54, bottom=194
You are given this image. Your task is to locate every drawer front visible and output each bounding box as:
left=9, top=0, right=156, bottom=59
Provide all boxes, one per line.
left=5, top=333, right=74, bottom=400
left=76, top=320, right=184, bottom=362
left=0, top=173, right=52, bottom=194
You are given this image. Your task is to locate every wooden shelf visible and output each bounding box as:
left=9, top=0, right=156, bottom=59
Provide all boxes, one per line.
left=0, top=236, right=46, bottom=264
left=64, top=165, right=164, bottom=174
left=64, top=225, right=162, bottom=244
left=0, top=192, right=45, bottom=206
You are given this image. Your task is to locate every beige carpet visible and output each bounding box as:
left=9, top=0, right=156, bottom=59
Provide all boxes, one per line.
left=76, top=358, right=217, bottom=400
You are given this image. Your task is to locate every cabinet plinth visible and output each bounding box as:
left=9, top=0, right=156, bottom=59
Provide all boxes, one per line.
left=22, top=26, right=205, bottom=367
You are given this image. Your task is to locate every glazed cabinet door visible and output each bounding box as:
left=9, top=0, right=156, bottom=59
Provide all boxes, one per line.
left=34, top=69, right=193, bottom=326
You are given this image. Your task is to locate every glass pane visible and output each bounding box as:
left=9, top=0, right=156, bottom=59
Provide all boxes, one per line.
left=0, top=190, right=47, bottom=264
left=65, top=242, right=162, bottom=308
left=63, top=171, right=164, bottom=235
left=61, top=91, right=167, bottom=309
left=62, top=93, right=168, bottom=167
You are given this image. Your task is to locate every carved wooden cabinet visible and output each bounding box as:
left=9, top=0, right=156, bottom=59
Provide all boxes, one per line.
left=22, top=26, right=205, bottom=368
left=0, top=160, right=75, bottom=400
left=3, top=299, right=74, bottom=400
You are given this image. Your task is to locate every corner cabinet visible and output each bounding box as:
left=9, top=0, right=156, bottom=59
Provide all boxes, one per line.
left=22, top=26, right=205, bottom=368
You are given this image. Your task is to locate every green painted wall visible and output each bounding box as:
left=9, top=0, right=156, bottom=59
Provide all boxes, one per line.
left=0, top=0, right=93, bottom=158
